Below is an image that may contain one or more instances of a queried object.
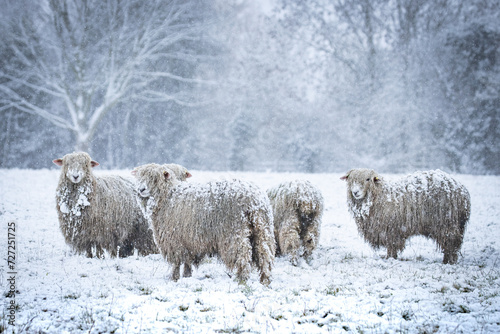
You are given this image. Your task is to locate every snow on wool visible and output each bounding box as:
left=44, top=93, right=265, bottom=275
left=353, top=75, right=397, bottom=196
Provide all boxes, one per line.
left=341, top=168, right=471, bottom=264
left=54, top=152, right=158, bottom=258
left=133, top=163, right=276, bottom=285
left=267, top=179, right=324, bottom=265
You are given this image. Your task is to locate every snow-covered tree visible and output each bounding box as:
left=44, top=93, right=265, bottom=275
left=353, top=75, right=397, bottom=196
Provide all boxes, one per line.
left=0, top=0, right=214, bottom=153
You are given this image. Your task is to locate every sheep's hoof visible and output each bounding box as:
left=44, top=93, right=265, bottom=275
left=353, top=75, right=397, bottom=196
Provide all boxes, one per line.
left=443, top=254, right=457, bottom=264
left=259, top=276, right=271, bottom=287
left=183, top=265, right=192, bottom=278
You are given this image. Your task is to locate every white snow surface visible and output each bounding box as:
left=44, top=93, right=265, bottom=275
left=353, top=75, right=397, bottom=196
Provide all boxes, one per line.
left=1, top=169, right=499, bottom=333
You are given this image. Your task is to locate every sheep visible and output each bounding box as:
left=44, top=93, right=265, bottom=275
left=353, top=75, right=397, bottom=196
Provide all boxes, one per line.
left=267, top=180, right=324, bottom=265
left=340, top=168, right=471, bottom=264
left=132, top=163, right=276, bottom=285
left=53, top=152, right=158, bottom=258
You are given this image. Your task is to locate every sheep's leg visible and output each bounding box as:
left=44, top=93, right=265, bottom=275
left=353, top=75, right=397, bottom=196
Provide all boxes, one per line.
left=183, top=260, right=193, bottom=278
left=109, top=246, right=117, bottom=258
left=232, top=226, right=253, bottom=285
left=386, top=244, right=399, bottom=259
left=119, top=242, right=134, bottom=258
left=86, top=245, right=93, bottom=258
left=387, top=239, right=405, bottom=260
left=387, top=248, right=398, bottom=259
left=302, top=217, right=320, bottom=263
left=171, top=262, right=181, bottom=282
left=250, top=214, right=275, bottom=286
left=279, top=217, right=301, bottom=266
left=443, top=251, right=458, bottom=264
left=442, top=241, right=460, bottom=264
left=440, top=234, right=463, bottom=264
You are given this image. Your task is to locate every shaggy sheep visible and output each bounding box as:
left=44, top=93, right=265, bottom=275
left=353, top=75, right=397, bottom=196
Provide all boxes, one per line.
left=341, top=168, right=471, bottom=264
left=267, top=180, right=324, bottom=265
left=132, top=163, right=276, bottom=285
left=54, top=152, right=158, bottom=258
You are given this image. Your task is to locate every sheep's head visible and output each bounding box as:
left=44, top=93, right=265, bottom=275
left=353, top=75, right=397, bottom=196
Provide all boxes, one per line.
left=340, top=168, right=382, bottom=200
left=53, top=152, right=99, bottom=184
left=163, top=163, right=192, bottom=181
left=132, top=163, right=178, bottom=198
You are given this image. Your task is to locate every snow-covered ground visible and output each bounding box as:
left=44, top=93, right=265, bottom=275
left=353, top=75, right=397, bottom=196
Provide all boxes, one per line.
left=1, top=168, right=499, bottom=333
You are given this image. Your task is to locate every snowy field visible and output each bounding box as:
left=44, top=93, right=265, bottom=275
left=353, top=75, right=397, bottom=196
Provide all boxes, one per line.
left=1, top=168, right=499, bottom=333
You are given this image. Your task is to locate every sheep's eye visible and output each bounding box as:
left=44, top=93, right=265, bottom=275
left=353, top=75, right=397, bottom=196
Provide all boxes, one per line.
left=366, top=178, right=370, bottom=181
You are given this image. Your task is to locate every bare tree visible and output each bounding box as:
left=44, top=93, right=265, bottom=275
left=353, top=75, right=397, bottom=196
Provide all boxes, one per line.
left=0, top=0, right=214, bottom=152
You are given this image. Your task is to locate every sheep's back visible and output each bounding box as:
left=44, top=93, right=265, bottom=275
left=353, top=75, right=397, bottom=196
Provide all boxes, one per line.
left=373, top=170, right=470, bottom=233
left=268, top=180, right=323, bottom=223
left=156, top=179, right=270, bottom=249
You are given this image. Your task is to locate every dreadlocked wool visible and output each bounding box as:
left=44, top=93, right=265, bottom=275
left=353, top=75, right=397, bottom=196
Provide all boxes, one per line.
left=54, top=152, right=157, bottom=258
left=267, top=180, right=324, bottom=265
left=341, top=168, right=471, bottom=264
left=133, top=163, right=276, bottom=285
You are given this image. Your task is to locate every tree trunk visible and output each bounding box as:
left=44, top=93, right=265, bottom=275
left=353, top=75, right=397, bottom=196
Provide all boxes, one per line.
left=74, top=134, right=90, bottom=153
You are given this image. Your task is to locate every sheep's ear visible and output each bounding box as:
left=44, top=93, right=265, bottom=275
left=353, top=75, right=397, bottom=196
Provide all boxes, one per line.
left=340, top=174, right=349, bottom=181
left=131, top=170, right=137, bottom=176
left=53, top=159, right=63, bottom=167
left=373, top=176, right=381, bottom=183
left=163, top=171, right=171, bottom=180
left=186, top=172, right=192, bottom=178
left=90, top=160, right=99, bottom=168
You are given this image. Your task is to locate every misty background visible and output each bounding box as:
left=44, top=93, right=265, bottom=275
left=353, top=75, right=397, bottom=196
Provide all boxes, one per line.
left=1, top=0, right=499, bottom=174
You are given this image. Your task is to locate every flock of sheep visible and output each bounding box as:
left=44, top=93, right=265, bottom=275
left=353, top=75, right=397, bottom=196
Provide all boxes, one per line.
left=53, top=152, right=471, bottom=285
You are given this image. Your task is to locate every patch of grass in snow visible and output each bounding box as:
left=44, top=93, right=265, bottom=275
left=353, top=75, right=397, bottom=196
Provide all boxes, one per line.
left=63, top=292, right=80, bottom=300
left=138, top=285, right=153, bottom=295
left=240, top=284, right=254, bottom=297
left=78, top=307, right=96, bottom=331
left=442, top=300, right=471, bottom=314
left=98, top=291, right=109, bottom=299
left=155, top=295, right=170, bottom=302
left=434, top=285, right=449, bottom=294
left=243, top=298, right=260, bottom=313
left=319, top=311, right=343, bottom=323
left=324, top=284, right=341, bottom=296
left=200, top=306, right=214, bottom=312
left=215, top=322, right=244, bottom=333
left=341, top=252, right=355, bottom=262
left=401, top=308, right=414, bottom=321
left=453, top=282, right=474, bottom=293
left=415, top=323, right=440, bottom=333
left=270, top=312, right=285, bottom=321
